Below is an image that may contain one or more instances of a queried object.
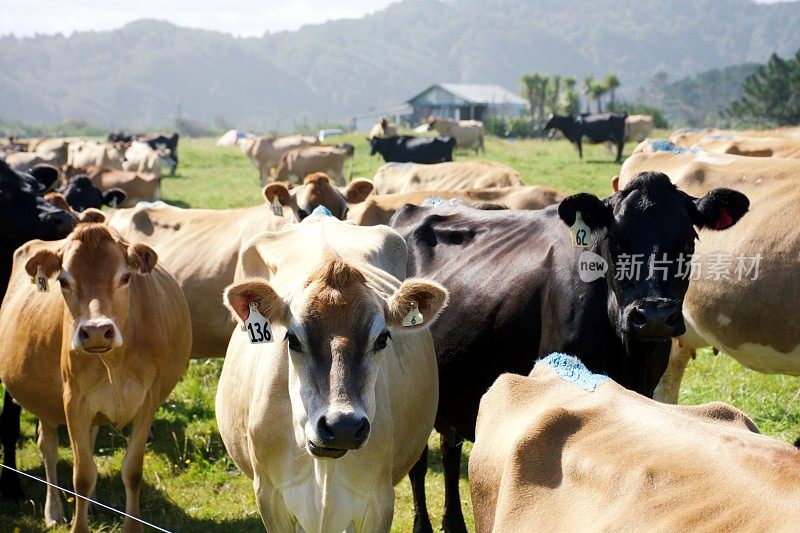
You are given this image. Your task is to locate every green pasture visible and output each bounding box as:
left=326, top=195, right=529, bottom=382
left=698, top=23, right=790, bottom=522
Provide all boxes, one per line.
left=1, top=134, right=798, bottom=532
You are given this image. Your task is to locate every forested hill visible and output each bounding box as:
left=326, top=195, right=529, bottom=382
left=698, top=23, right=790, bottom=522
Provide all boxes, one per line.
left=1, top=0, right=799, bottom=130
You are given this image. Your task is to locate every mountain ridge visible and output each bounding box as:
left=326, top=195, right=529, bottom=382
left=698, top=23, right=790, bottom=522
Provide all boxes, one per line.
left=1, top=0, right=799, bottom=130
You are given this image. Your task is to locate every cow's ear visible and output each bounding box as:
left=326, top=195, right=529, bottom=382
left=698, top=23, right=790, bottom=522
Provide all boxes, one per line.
left=224, top=279, right=286, bottom=326
left=127, top=243, right=157, bottom=274
left=29, top=164, right=61, bottom=192
left=80, top=208, right=106, bottom=224
left=263, top=183, right=291, bottom=206
left=25, top=249, right=63, bottom=278
left=103, top=188, right=126, bottom=208
left=611, top=176, right=620, bottom=192
left=558, top=193, right=613, bottom=230
left=386, top=278, right=448, bottom=329
left=345, top=179, right=374, bottom=204
left=690, top=188, right=749, bottom=230
left=43, top=192, right=72, bottom=212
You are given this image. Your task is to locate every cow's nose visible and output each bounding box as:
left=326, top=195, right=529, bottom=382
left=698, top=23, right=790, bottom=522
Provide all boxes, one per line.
left=316, top=413, right=370, bottom=450
left=625, top=300, right=685, bottom=340
left=77, top=321, right=117, bottom=353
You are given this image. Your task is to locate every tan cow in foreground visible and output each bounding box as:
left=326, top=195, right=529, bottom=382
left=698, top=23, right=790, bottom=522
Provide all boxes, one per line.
left=669, top=126, right=800, bottom=147
left=427, top=116, right=485, bottom=153
left=618, top=148, right=800, bottom=402
left=369, top=118, right=397, bottom=139
left=240, top=134, right=319, bottom=182
left=86, top=167, right=161, bottom=207
left=373, top=160, right=522, bottom=194
left=347, top=185, right=564, bottom=226
left=469, top=353, right=800, bottom=532
left=216, top=214, right=448, bottom=532
left=0, top=222, right=191, bottom=532
left=273, top=144, right=353, bottom=186
left=108, top=174, right=373, bottom=358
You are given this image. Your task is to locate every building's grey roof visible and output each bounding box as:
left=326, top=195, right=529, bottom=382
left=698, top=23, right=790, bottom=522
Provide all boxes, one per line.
left=409, top=83, right=527, bottom=106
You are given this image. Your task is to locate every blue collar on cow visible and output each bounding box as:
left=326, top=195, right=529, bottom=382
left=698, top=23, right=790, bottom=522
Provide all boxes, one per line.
left=539, top=353, right=609, bottom=392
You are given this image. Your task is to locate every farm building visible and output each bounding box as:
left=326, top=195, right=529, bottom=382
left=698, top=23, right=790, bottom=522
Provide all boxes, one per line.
left=407, top=83, right=527, bottom=123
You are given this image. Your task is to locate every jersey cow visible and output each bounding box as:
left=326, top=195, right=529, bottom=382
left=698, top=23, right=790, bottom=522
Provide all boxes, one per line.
left=545, top=113, right=626, bottom=162
left=369, top=118, right=397, bottom=139
left=369, top=135, right=455, bottom=164
left=469, top=354, right=800, bottom=532
left=240, top=134, right=319, bottom=182
left=372, top=160, right=522, bottom=194
left=0, top=223, right=191, bottom=531
left=0, top=161, right=76, bottom=500
left=108, top=174, right=373, bottom=358
left=619, top=148, right=800, bottom=405
left=390, top=172, right=749, bottom=532
left=273, top=144, right=354, bottom=186
left=427, top=116, right=485, bottom=154
left=216, top=215, right=447, bottom=532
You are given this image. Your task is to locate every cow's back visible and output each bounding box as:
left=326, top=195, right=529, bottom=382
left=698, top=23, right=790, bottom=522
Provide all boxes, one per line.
left=470, top=355, right=800, bottom=532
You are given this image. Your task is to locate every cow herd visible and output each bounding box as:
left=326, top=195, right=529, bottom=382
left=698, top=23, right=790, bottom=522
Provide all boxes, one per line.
left=0, top=120, right=799, bottom=532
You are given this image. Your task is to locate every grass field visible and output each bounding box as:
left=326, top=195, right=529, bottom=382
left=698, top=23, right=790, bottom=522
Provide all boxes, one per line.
left=1, top=133, right=798, bottom=532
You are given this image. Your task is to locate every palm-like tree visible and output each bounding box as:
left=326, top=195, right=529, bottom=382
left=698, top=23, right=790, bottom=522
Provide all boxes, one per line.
left=604, top=73, right=621, bottom=109
left=582, top=75, right=595, bottom=113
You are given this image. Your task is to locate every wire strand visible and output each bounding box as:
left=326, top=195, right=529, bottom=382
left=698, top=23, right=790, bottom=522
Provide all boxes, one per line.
left=0, top=463, right=172, bottom=532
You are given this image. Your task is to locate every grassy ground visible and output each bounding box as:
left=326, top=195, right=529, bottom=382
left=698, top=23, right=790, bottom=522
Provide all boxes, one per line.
left=1, top=134, right=798, bottom=532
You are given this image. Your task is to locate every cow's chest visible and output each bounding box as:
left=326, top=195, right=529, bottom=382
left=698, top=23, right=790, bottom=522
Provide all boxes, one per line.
left=88, top=374, right=149, bottom=428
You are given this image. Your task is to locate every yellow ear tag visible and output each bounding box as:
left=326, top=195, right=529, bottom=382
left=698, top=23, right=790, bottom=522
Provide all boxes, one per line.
left=272, top=196, right=284, bottom=217
left=402, top=303, right=424, bottom=327
left=34, top=266, right=49, bottom=292
left=570, top=211, right=592, bottom=248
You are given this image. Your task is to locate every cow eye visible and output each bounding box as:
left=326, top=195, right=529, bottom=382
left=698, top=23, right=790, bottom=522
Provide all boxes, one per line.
left=57, top=276, right=70, bottom=290
left=373, top=330, right=391, bottom=352
left=286, top=332, right=302, bottom=352
left=120, top=273, right=131, bottom=285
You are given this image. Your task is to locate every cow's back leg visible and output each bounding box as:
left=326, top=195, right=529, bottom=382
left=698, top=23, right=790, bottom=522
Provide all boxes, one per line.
left=440, top=430, right=467, bottom=533
left=0, top=390, right=23, bottom=500
left=576, top=137, right=583, bottom=159
left=409, top=445, right=433, bottom=533
left=616, top=136, right=624, bottom=162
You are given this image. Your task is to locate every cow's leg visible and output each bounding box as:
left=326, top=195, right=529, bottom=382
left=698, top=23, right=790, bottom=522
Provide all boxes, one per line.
left=654, top=338, right=694, bottom=403
left=616, top=137, right=624, bottom=162
left=440, top=430, right=467, bottom=533
left=577, top=138, right=583, bottom=159
left=65, top=400, right=96, bottom=533
left=0, top=390, right=24, bottom=501
left=38, top=420, right=66, bottom=526
left=409, top=444, right=433, bottom=533
left=121, top=404, right=156, bottom=533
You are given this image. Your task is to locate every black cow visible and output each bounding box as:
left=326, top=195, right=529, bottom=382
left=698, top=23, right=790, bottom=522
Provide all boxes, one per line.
left=57, top=175, right=126, bottom=212
left=136, top=132, right=179, bottom=174
left=369, top=135, right=455, bottom=164
left=0, top=160, right=76, bottom=500
left=545, top=112, right=627, bottom=162
left=107, top=130, right=133, bottom=143
left=389, top=172, right=749, bottom=533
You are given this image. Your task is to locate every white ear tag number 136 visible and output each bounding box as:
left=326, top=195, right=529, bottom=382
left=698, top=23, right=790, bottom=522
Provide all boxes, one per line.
left=246, top=302, right=273, bottom=344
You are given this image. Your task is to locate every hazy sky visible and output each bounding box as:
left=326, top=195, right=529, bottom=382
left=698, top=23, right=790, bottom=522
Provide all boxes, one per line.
left=0, top=0, right=793, bottom=38
left=0, top=0, right=400, bottom=38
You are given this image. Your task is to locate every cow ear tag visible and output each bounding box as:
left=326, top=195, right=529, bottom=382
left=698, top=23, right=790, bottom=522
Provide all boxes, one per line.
left=245, top=302, right=273, bottom=344
left=402, top=303, right=424, bottom=327
left=272, top=196, right=284, bottom=217
left=32, top=266, right=49, bottom=292
left=570, top=211, right=592, bottom=248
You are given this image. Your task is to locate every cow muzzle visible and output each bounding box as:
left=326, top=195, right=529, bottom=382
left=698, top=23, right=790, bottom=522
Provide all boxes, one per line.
left=74, top=318, right=122, bottom=354
left=307, top=412, right=370, bottom=459
left=622, top=299, right=685, bottom=341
